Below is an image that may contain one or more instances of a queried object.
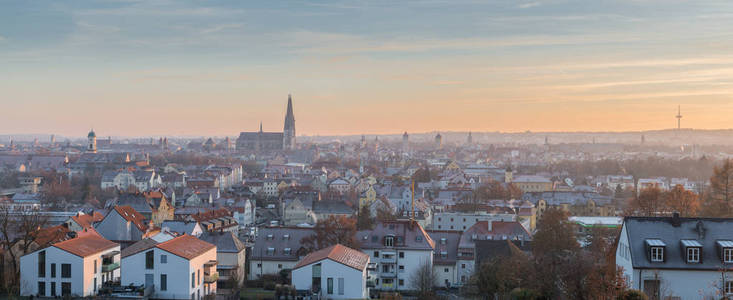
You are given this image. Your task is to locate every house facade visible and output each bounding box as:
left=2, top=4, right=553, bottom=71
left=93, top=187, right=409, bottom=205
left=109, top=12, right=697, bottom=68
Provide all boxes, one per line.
left=19, top=232, right=121, bottom=297
left=616, top=215, right=733, bottom=300
left=121, top=235, right=217, bottom=300
left=291, top=244, right=370, bottom=299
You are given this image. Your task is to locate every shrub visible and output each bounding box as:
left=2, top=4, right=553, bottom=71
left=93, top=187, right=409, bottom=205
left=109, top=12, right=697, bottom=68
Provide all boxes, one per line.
left=263, top=281, right=276, bottom=291
left=618, top=290, right=648, bottom=300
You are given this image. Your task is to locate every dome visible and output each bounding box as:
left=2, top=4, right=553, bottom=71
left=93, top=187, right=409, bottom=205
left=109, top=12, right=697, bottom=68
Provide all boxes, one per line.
left=87, top=130, right=96, bottom=138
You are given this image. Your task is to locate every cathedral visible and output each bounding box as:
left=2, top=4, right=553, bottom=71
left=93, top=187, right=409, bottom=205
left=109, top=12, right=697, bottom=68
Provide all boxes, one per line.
left=236, top=95, right=296, bottom=152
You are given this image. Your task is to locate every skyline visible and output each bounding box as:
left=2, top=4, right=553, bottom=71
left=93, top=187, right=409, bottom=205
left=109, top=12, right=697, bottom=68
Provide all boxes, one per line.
left=3, top=1, right=733, bottom=136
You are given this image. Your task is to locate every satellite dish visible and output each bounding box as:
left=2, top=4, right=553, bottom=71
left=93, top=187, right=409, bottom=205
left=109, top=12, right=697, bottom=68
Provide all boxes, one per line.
left=564, top=178, right=574, bottom=187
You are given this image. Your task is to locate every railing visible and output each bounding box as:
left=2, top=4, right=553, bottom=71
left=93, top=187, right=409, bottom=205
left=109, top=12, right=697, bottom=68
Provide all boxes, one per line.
left=381, top=256, right=397, bottom=264
left=102, top=262, right=120, bottom=272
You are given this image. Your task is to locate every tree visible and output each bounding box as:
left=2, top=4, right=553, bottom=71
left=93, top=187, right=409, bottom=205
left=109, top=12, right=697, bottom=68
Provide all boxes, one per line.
left=664, top=185, right=700, bottom=217
left=627, top=186, right=664, bottom=216
left=0, top=207, right=49, bottom=293
left=357, top=205, right=374, bottom=230
left=467, top=244, right=534, bottom=299
left=301, top=215, right=360, bottom=252
left=409, top=260, right=436, bottom=299
left=705, top=159, right=733, bottom=217
left=411, top=167, right=432, bottom=183
left=532, top=208, right=579, bottom=298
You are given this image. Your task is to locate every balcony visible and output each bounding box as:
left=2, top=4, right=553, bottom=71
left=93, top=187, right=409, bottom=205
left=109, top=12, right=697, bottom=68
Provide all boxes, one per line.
left=102, top=262, right=120, bottom=273
left=380, top=256, right=397, bottom=264
left=204, top=272, right=219, bottom=283
left=379, top=270, right=397, bottom=278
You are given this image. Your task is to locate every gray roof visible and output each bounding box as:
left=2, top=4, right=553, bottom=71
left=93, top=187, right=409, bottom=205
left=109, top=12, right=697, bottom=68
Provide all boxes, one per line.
left=427, top=231, right=461, bottom=265
left=161, top=220, right=200, bottom=236
left=625, top=216, right=733, bottom=270
left=356, top=221, right=434, bottom=251
left=312, top=200, right=354, bottom=215
left=251, top=227, right=315, bottom=261
left=200, top=231, right=245, bottom=253
left=522, top=191, right=613, bottom=206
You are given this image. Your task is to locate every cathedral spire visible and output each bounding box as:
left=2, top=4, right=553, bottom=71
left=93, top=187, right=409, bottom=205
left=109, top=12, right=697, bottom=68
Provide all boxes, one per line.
left=283, top=94, right=296, bottom=150
left=259, top=121, right=263, bottom=132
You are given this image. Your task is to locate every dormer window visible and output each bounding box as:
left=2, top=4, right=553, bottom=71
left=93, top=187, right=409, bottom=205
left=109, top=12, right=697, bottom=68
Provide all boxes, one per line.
left=267, top=247, right=275, bottom=255
left=416, top=236, right=422, bottom=242
left=283, top=234, right=290, bottom=240
left=440, top=238, right=447, bottom=245
left=645, top=239, right=666, bottom=262
left=267, top=234, right=273, bottom=240
left=284, top=248, right=292, bottom=255
left=717, top=241, right=733, bottom=263
left=681, top=240, right=703, bottom=264
left=385, top=236, right=394, bottom=247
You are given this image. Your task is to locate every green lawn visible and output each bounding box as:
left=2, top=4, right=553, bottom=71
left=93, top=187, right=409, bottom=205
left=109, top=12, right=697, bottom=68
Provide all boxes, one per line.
left=240, top=288, right=275, bottom=300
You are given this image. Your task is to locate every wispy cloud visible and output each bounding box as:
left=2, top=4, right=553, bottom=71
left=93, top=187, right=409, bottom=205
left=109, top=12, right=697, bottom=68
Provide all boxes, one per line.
left=518, top=2, right=541, bottom=9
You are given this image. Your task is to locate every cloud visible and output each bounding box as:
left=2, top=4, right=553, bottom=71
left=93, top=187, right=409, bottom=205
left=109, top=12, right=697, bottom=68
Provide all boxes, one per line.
left=200, top=23, right=245, bottom=34
left=518, top=2, right=541, bottom=9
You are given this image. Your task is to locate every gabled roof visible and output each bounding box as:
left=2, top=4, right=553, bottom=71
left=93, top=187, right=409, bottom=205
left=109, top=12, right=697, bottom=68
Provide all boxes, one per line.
left=156, top=234, right=215, bottom=260
left=35, top=224, right=72, bottom=247
left=200, top=231, right=246, bottom=253
left=71, top=212, right=104, bottom=229
left=121, top=238, right=159, bottom=258
left=112, top=205, right=149, bottom=232
left=53, top=232, right=118, bottom=258
left=294, top=244, right=369, bottom=271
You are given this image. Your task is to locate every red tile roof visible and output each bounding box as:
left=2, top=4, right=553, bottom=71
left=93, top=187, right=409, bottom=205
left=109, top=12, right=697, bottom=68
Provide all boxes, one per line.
left=53, top=232, right=118, bottom=257
left=294, top=244, right=369, bottom=271
left=35, top=225, right=72, bottom=247
left=113, top=205, right=149, bottom=232
left=71, top=212, right=104, bottom=229
left=156, top=234, right=215, bottom=260
left=189, top=208, right=231, bottom=222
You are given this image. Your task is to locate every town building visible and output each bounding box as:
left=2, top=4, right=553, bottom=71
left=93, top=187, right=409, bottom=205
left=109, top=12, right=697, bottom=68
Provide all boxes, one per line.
left=236, top=95, right=296, bottom=152
left=19, top=231, right=121, bottom=297
left=249, top=227, right=315, bottom=280
left=616, top=215, right=733, bottom=299
left=121, top=235, right=217, bottom=299
left=291, top=244, right=370, bottom=299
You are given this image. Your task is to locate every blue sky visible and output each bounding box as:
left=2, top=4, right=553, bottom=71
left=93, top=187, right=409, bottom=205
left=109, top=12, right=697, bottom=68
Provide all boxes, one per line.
left=2, top=0, right=733, bottom=136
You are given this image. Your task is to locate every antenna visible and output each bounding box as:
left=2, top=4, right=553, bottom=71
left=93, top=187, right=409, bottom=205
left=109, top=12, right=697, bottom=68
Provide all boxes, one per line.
left=676, top=105, right=682, bottom=130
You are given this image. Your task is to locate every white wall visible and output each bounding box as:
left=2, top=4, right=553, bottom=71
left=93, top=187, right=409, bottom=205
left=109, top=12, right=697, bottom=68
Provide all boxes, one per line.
left=292, top=258, right=368, bottom=299
left=20, top=245, right=120, bottom=297
left=95, top=210, right=141, bottom=242
left=121, top=247, right=217, bottom=299
left=248, top=260, right=297, bottom=280
left=433, top=264, right=457, bottom=288
left=615, top=223, right=634, bottom=288
left=364, top=248, right=433, bottom=291
left=634, top=269, right=729, bottom=300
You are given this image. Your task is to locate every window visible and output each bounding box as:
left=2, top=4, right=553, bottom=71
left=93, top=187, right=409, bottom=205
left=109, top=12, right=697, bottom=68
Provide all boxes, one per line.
left=726, top=281, right=733, bottom=294
left=327, top=278, right=333, bottom=294
left=94, top=277, right=97, bottom=292
left=687, top=247, right=700, bottom=263
left=38, top=250, right=46, bottom=277
left=725, top=248, right=733, bottom=263
left=146, top=250, right=154, bottom=269
left=278, top=264, right=283, bottom=269
left=161, top=255, right=167, bottom=264
left=257, top=263, right=262, bottom=268
left=399, top=279, right=404, bottom=286
left=61, top=282, right=71, bottom=296
left=338, top=278, right=344, bottom=295
left=161, top=274, right=167, bottom=291
left=385, top=236, right=394, bottom=247
left=650, top=247, right=664, bottom=262
left=198, top=269, right=200, bottom=285
left=374, top=251, right=379, bottom=257
left=399, top=252, right=404, bottom=258
left=372, top=236, right=378, bottom=243
left=438, top=217, right=441, bottom=221
left=61, top=264, right=71, bottom=278
left=399, top=265, right=405, bottom=272
left=94, top=259, right=97, bottom=274
left=461, top=275, right=466, bottom=282
left=284, top=248, right=291, bottom=255
left=191, top=272, right=195, bottom=288
left=50, top=282, right=56, bottom=296
left=38, top=282, right=45, bottom=296
left=461, top=264, right=466, bottom=269
left=51, top=263, right=56, bottom=278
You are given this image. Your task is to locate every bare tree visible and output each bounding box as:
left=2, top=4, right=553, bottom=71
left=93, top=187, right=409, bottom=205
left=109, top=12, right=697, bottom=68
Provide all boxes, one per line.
left=0, top=206, right=49, bottom=293
left=409, top=259, right=436, bottom=299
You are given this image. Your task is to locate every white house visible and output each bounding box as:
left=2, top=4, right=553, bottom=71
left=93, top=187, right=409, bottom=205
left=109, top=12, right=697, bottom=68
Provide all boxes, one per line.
left=200, top=232, right=247, bottom=290
left=101, top=170, right=136, bottom=190
left=249, top=227, right=315, bottom=280
left=121, top=235, right=218, bottom=300
left=292, top=244, right=370, bottom=299
left=616, top=215, right=733, bottom=300
left=94, top=205, right=152, bottom=247
left=19, top=231, right=121, bottom=297
left=357, top=220, right=435, bottom=292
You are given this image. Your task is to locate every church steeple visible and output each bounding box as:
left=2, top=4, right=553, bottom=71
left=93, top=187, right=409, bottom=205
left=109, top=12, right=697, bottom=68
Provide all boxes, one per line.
left=259, top=121, right=263, bottom=133
left=283, top=94, right=296, bottom=150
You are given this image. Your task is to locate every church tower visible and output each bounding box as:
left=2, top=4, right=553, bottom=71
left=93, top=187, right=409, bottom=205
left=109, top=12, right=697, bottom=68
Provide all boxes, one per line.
left=402, top=132, right=409, bottom=154
left=87, top=129, right=97, bottom=153
left=283, top=94, right=296, bottom=150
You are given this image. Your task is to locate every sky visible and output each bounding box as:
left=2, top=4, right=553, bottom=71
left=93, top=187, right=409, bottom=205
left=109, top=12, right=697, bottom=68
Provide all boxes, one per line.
left=2, top=0, right=733, bottom=137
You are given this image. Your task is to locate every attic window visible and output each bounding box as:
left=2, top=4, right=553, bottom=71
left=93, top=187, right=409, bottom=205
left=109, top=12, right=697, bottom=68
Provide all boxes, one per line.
left=283, top=234, right=290, bottom=240
left=267, top=234, right=273, bottom=240
left=284, top=248, right=292, bottom=255
left=687, top=247, right=700, bottom=263
left=440, top=251, right=447, bottom=258
left=440, top=238, right=447, bottom=245
left=267, top=247, right=275, bottom=255
left=471, top=234, right=477, bottom=240
left=416, top=236, right=422, bottom=242
left=717, top=241, right=733, bottom=263
left=650, top=247, right=664, bottom=262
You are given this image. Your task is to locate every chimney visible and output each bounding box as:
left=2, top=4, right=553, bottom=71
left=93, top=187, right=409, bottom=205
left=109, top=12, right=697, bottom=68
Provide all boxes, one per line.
left=671, top=212, right=681, bottom=227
